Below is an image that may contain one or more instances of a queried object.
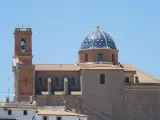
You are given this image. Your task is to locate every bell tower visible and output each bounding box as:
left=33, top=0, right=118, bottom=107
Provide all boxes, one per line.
left=13, top=27, right=35, bottom=102
left=14, top=27, right=32, bottom=64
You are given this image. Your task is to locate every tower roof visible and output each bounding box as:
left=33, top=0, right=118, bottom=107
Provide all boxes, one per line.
left=80, top=26, right=117, bottom=50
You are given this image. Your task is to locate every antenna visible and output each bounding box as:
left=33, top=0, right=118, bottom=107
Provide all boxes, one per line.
left=96, top=16, right=100, bottom=29
left=97, top=16, right=99, bottom=26
left=8, top=89, right=10, bottom=98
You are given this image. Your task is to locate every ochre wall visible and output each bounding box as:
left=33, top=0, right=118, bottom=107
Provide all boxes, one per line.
left=34, top=70, right=160, bottom=120
left=35, top=71, right=80, bottom=93
left=19, top=67, right=33, bottom=95
left=78, top=49, right=118, bottom=63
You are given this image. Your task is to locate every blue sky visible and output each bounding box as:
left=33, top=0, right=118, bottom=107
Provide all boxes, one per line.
left=0, top=0, right=160, bottom=100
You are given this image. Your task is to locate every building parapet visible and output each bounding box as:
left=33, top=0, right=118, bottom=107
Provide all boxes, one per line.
left=0, top=102, right=66, bottom=111
left=0, top=102, right=36, bottom=109
left=14, top=28, right=32, bottom=32
left=124, top=83, right=160, bottom=90
left=37, top=106, right=65, bottom=111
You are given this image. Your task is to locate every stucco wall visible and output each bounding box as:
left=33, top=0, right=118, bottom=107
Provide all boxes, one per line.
left=80, top=69, right=124, bottom=115
left=124, top=72, right=134, bottom=83
left=35, top=69, right=125, bottom=120
left=0, top=108, right=36, bottom=120
left=112, top=89, right=160, bottom=120
left=35, top=69, right=160, bottom=120
left=36, top=115, right=88, bottom=120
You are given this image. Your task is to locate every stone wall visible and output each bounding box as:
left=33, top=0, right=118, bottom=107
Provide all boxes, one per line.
left=35, top=88, right=160, bottom=120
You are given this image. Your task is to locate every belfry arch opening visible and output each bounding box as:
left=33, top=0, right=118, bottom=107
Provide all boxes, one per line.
left=21, top=39, right=26, bottom=52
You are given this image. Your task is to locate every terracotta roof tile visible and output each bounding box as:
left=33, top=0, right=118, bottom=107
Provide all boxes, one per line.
left=123, top=64, right=160, bottom=83
left=34, top=63, right=160, bottom=83
left=35, top=64, right=123, bottom=71
left=122, top=64, right=136, bottom=72
left=79, top=63, right=123, bottom=70
left=37, top=110, right=88, bottom=117
left=135, top=69, right=160, bottom=83
left=35, top=64, right=80, bottom=71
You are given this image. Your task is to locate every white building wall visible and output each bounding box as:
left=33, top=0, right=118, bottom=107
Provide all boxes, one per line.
left=37, top=115, right=88, bottom=120
left=0, top=108, right=36, bottom=120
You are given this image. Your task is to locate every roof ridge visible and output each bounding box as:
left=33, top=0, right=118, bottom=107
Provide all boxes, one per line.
left=136, top=68, right=159, bottom=80
left=34, top=64, right=76, bottom=65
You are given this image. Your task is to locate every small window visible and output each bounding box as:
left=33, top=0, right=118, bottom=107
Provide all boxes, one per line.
left=71, top=77, right=76, bottom=87
left=24, top=110, right=27, bottom=115
left=8, top=110, right=12, bottom=115
left=85, top=54, right=88, bottom=62
left=39, top=77, right=42, bottom=86
left=98, top=53, right=103, bottom=61
left=112, top=54, right=115, bottom=62
left=55, top=77, right=59, bottom=86
left=43, top=116, right=48, bottom=120
left=100, top=74, right=105, bottom=84
left=21, top=39, right=26, bottom=52
left=25, top=78, right=27, bottom=86
left=57, top=116, right=62, bottom=120
left=124, top=77, right=129, bottom=83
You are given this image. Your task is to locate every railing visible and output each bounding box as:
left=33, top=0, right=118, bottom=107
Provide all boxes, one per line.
left=15, top=28, right=31, bottom=32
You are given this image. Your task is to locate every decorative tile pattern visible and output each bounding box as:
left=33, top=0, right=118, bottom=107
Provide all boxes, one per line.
left=80, top=26, right=117, bottom=50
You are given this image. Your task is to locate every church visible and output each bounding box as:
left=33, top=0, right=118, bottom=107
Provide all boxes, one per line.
left=12, top=26, right=160, bottom=120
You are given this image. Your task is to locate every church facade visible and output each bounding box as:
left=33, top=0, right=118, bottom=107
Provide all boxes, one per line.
left=12, top=26, right=160, bottom=120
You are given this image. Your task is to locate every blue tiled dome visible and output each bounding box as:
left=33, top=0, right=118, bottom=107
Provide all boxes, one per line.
left=80, top=26, right=117, bottom=50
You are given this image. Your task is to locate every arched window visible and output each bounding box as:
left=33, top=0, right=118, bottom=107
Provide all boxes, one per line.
left=124, top=77, right=129, bottom=83
left=85, top=54, right=88, bottom=62
left=71, top=77, right=76, bottom=86
left=39, top=77, right=42, bottom=86
left=100, top=74, right=105, bottom=84
left=112, top=54, right=115, bottom=62
left=21, top=39, right=26, bottom=52
left=98, top=53, right=103, bottom=61
left=55, top=77, right=59, bottom=86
